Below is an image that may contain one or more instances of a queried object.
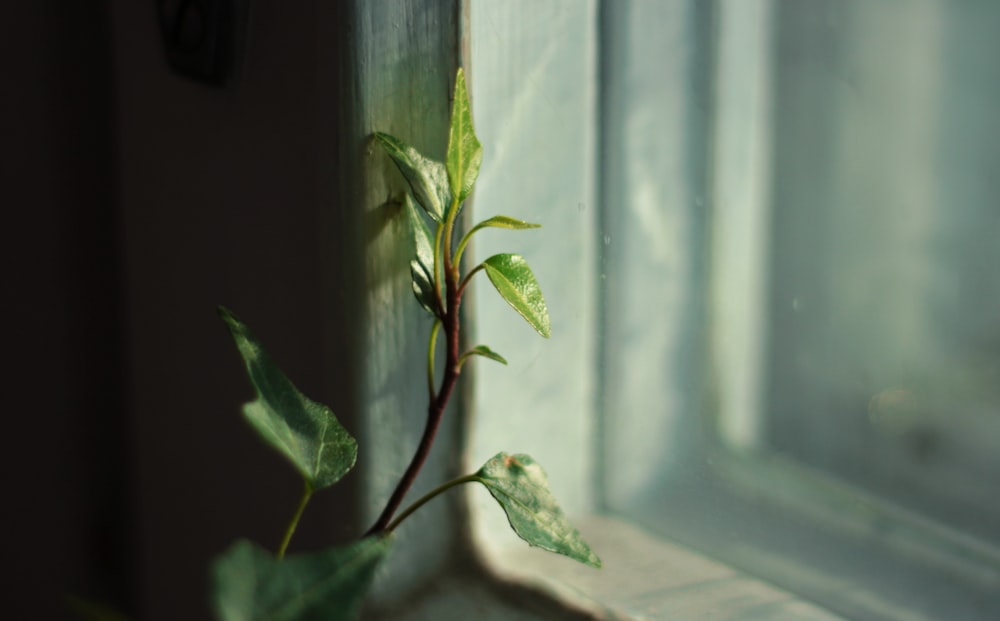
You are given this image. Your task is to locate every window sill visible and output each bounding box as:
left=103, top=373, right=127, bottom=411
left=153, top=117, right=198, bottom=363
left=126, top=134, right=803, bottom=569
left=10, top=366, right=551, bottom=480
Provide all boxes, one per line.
left=367, top=515, right=846, bottom=621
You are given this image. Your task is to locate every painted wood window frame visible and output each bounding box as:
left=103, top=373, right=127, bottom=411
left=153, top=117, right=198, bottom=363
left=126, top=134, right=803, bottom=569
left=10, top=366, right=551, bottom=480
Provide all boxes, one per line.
left=349, top=2, right=843, bottom=618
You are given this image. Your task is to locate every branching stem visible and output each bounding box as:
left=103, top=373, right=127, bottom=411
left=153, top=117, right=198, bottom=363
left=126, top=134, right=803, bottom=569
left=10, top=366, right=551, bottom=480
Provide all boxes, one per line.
left=385, top=474, right=479, bottom=532
left=365, top=198, right=465, bottom=536
left=457, top=264, right=484, bottom=299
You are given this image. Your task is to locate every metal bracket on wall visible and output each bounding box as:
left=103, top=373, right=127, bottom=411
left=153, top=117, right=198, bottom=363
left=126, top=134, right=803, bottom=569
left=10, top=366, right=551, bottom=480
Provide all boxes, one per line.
left=157, top=0, right=251, bottom=87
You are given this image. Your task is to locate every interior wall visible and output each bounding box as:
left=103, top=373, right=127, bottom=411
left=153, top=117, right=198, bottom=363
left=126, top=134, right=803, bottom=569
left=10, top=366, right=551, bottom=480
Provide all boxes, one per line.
left=109, top=2, right=362, bottom=620
left=3, top=3, right=128, bottom=619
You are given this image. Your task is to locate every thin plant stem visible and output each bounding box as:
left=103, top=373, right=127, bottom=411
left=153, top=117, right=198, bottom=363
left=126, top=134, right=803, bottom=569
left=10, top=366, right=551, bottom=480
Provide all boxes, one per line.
left=426, top=320, right=442, bottom=401
left=365, top=198, right=465, bottom=536
left=433, top=221, right=445, bottom=304
left=385, top=474, right=479, bottom=532
left=276, top=481, right=313, bottom=559
left=457, top=264, right=484, bottom=299
left=453, top=229, right=474, bottom=268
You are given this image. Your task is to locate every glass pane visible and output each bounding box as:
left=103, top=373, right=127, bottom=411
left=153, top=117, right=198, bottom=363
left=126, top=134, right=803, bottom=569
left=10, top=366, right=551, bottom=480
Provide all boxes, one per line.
left=763, top=0, right=1000, bottom=546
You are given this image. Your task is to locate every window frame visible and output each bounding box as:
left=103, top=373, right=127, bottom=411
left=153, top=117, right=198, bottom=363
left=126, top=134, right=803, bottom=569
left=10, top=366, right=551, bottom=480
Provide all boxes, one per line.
left=465, top=1, right=1000, bottom=620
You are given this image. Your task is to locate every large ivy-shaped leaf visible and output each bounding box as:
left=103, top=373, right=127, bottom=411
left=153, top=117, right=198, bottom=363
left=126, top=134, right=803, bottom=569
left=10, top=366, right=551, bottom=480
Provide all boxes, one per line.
left=446, top=68, right=483, bottom=205
left=481, top=254, right=551, bottom=338
left=374, top=132, right=450, bottom=222
left=219, top=307, right=357, bottom=490
left=212, top=536, right=392, bottom=621
left=475, top=453, right=601, bottom=568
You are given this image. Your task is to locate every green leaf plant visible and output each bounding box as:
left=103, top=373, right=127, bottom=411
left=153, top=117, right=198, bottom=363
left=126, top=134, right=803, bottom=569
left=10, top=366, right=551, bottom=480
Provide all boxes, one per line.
left=211, top=67, right=600, bottom=621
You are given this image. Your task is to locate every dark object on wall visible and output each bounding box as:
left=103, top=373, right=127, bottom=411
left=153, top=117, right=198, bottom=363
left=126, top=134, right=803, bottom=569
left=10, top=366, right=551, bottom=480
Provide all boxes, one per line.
left=157, top=0, right=251, bottom=86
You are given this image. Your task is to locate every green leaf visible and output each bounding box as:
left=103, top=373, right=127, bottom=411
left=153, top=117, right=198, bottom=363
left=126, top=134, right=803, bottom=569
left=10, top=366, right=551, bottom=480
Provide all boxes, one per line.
left=405, top=193, right=435, bottom=278
left=468, top=215, right=541, bottom=236
left=464, top=345, right=508, bottom=366
left=474, top=453, right=601, bottom=568
left=446, top=68, right=483, bottom=205
left=410, top=260, right=437, bottom=316
left=219, top=307, right=358, bottom=490
left=212, top=536, right=392, bottom=621
left=481, top=254, right=551, bottom=338
left=374, top=132, right=451, bottom=221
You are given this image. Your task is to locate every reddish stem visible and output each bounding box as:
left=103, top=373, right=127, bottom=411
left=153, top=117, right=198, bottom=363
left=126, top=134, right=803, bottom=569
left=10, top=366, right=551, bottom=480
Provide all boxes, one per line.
left=365, top=262, right=463, bottom=536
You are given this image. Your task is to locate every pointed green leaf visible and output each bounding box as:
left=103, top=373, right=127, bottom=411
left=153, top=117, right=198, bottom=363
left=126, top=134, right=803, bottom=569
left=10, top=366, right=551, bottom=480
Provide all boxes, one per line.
left=468, top=215, right=541, bottom=237
left=219, top=307, right=358, bottom=490
left=474, top=453, right=601, bottom=568
left=482, top=254, right=551, bottom=338
left=212, top=536, right=392, bottom=621
left=446, top=68, right=483, bottom=204
left=464, top=345, right=508, bottom=366
left=374, top=132, right=450, bottom=221
left=410, top=260, right=437, bottom=316
left=405, top=193, right=435, bottom=278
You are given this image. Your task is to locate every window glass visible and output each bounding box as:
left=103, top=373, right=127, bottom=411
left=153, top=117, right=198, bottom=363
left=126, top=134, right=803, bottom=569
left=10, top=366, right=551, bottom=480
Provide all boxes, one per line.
left=591, top=0, right=1000, bottom=619
left=761, top=0, right=1000, bottom=547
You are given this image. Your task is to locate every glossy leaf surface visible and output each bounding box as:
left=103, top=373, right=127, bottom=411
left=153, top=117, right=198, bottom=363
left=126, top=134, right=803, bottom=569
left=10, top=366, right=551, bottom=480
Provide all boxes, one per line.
left=375, top=132, right=450, bottom=221
left=446, top=68, right=483, bottom=204
left=464, top=345, right=508, bottom=366
left=482, top=254, right=551, bottom=338
left=475, top=453, right=601, bottom=567
left=405, top=193, right=435, bottom=278
left=219, top=307, right=357, bottom=490
left=212, top=537, right=391, bottom=621
left=410, top=260, right=437, bottom=316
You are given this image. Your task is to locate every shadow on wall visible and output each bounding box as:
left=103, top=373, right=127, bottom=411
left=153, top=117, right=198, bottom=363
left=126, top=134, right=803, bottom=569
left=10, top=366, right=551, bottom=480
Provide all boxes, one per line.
left=5, top=3, right=131, bottom=619
left=5, top=2, right=359, bottom=620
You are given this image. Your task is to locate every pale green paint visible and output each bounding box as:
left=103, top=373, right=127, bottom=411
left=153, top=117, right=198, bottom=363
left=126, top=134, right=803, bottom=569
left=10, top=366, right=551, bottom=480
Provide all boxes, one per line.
left=468, top=0, right=599, bottom=557
left=598, top=0, right=714, bottom=509
left=350, top=0, right=464, bottom=607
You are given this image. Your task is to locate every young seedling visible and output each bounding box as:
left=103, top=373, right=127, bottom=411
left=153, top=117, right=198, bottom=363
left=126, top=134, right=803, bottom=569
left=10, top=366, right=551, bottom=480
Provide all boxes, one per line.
left=212, top=67, right=599, bottom=621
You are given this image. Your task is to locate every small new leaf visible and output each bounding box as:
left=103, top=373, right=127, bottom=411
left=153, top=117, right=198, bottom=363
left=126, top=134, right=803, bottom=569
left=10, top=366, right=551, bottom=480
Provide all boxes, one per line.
left=219, top=307, right=357, bottom=491
left=446, top=68, right=483, bottom=205
left=212, top=536, right=392, bottom=621
left=475, top=453, right=601, bottom=568
left=468, top=215, right=541, bottom=236
left=375, top=132, right=451, bottom=222
left=482, top=254, right=551, bottom=338
left=463, top=345, right=508, bottom=366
